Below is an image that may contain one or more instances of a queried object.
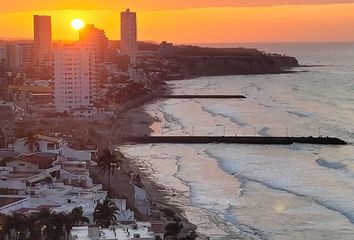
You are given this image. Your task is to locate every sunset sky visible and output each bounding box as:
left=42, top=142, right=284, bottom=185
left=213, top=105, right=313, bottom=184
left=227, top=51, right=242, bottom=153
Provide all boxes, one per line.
left=1, top=0, right=354, bottom=43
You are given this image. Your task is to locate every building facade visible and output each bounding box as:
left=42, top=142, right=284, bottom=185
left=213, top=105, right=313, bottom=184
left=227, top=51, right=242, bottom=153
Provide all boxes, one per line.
left=34, top=15, right=52, bottom=69
left=53, top=46, right=96, bottom=112
left=120, top=9, right=137, bottom=65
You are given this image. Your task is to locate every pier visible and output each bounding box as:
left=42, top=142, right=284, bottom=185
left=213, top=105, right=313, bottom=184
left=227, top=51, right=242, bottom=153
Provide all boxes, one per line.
left=158, top=95, right=246, bottom=99
left=121, top=136, right=347, bottom=145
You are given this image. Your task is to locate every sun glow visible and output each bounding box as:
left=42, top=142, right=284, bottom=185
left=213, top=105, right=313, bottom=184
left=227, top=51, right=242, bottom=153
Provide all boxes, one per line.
left=71, top=18, right=85, bottom=30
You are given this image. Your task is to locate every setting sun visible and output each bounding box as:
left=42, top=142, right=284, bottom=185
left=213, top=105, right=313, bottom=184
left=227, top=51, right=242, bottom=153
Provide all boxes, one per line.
left=71, top=18, right=85, bottom=30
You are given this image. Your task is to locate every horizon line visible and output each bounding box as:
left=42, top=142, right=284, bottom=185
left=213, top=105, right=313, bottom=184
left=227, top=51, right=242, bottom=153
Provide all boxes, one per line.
left=1, top=38, right=354, bottom=45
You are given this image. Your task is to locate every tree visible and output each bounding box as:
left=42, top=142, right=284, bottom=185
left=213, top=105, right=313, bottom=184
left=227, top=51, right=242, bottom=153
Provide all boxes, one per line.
left=0, top=214, right=13, bottom=240
left=93, top=198, right=118, bottom=228
left=164, top=218, right=183, bottom=239
left=24, top=132, right=40, bottom=152
left=27, top=214, right=42, bottom=240
left=133, top=173, right=143, bottom=188
left=11, top=212, right=29, bottom=240
left=96, top=149, right=120, bottom=189
left=70, top=207, right=90, bottom=226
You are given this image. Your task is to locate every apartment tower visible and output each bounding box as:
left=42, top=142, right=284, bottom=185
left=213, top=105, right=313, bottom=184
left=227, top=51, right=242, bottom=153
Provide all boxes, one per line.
left=34, top=15, right=52, bottom=69
left=120, top=9, right=137, bottom=65
left=53, top=45, right=96, bottom=112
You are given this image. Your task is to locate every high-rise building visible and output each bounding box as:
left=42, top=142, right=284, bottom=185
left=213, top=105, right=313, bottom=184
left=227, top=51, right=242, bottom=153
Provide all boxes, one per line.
left=79, top=24, right=108, bottom=63
left=120, top=8, right=137, bottom=64
left=78, top=24, right=109, bottom=102
left=4, top=42, right=34, bottom=70
left=17, top=42, right=35, bottom=67
left=34, top=15, right=52, bottom=69
left=0, top=42, right=7, bottom=61
left=53, top=45, right=96, bottom=112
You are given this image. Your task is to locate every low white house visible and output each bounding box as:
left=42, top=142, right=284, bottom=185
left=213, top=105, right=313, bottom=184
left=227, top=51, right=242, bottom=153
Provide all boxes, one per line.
left=12, top=134, right=98, bottom=162
left=112, top=199, right=135, bottom=223
left=13, top=134, right=65, bottom=155
left=6, top=153, right=59, bottom=173
left=0, top=195, right=30, bottom=214
left=60, top=168, right=93, bottom=188
left=69, top=222, right=156, bottom=240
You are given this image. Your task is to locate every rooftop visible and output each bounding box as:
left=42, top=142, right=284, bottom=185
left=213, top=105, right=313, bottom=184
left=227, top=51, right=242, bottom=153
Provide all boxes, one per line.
left=17, top=134, right=63, bottom=144
left=71, top=223, right=155, bottom=240
left=17, top=153, right=57, bottom=169
left=0, top=196, right=27, bottom=208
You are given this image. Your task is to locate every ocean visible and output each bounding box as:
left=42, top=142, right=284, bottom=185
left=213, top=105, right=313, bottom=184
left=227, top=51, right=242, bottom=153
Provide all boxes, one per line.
left=121, top=42, right=354, bottom=240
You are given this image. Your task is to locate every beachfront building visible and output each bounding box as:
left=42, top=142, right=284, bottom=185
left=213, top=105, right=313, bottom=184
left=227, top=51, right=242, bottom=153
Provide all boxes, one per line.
left=89, top=167, right=151, bottom=216
left=53, top=45, right=99, bottom=113
left=120, top=9, right=137, bottom=66
left=12, top=134, right=98, bottom=162
left=0, top=195, right=30, bottom=214
left=34, top=15, right=52, bottom=69
left=0, top=156, right=105, bottom=214
left=0, top=154, right=61, bottom=192
left=13, top=134, right=65, bottom=154
left=0, top=181, right=107, bottom=217
left=69, top=222, right=156, bottom=240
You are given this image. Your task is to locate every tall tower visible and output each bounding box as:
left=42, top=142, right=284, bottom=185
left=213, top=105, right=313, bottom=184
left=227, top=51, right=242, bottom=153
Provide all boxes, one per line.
left=78, top=24, right=109, bottom=103
left=120, top=9, right=137, bottom=64
left=34, top=15, right=52, bottom=69
left=79, top=24, right=108, bottom=63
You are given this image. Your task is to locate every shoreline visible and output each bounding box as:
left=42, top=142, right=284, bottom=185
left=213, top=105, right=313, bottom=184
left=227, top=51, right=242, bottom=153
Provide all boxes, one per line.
left=111, top=68, right=305, bottom=238
left=112, top=82, right=201, bottom=237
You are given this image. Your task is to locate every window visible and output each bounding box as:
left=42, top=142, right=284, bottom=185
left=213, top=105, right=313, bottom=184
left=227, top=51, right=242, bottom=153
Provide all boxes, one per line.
left=47, top=143, right=56, bottom=150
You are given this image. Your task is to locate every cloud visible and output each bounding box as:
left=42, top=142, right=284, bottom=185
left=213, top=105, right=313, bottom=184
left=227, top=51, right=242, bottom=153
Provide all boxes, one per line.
left=1, top=0, right=354, bottom=13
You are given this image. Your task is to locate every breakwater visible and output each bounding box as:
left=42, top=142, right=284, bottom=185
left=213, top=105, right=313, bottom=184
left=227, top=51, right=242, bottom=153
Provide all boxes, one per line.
left=122, top=136, right=347, bottom=145
left=158, top=95, right=246, bottom=99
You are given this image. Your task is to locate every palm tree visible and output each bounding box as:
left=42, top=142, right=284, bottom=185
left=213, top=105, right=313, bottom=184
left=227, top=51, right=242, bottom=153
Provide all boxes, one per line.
left=38, top=210, right=66, bottom=240
left=70, top=207, right=90, bottom=226
left=113, top=149, right=125, bottom=171
left=93, top=198, right=119, bottom=228
left=24, top=132, right=39, bottom=152
left=96, top=149, right=120, bottom=189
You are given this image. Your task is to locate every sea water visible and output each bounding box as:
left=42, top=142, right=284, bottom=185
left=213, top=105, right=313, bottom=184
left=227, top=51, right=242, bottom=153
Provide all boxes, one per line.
left=121, top=43, right=354, bottom=240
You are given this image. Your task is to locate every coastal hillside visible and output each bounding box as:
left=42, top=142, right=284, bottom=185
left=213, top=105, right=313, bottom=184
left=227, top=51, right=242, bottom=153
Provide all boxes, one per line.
left=131, top=42, right=300, bottom=77
left=172, top=45, right=299, bottom=76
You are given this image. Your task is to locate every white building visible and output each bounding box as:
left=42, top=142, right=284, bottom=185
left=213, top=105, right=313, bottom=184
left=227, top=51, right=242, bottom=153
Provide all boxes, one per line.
left=34, top=15, right=52, bottom=69
left=0, top=195, right=30, bottom=214
left=12, top=134, right=98, bottom=162
left=70, top=222, right=156, bottom=240
left=120, top=9, right=137, bottom=65
left=53, top=45, right=96, bottom=113
left=13, top=134, right=65, bottom=154
left=112, top=199, right=135, bottom=222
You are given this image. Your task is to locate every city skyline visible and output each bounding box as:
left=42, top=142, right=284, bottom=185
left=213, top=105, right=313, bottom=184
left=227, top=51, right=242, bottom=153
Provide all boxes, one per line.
left=0, top=2, right=354, bottom=43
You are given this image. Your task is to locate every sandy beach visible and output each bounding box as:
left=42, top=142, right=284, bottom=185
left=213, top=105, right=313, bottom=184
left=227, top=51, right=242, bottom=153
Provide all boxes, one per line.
left=110, top=84, right=200, bottom=238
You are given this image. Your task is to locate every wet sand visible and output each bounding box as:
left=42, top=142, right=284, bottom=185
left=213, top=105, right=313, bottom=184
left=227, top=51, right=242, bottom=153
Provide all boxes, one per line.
left=112, top=85, right=200, bottom=237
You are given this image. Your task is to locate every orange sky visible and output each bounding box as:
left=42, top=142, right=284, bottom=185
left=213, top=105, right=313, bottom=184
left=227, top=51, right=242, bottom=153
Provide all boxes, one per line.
left=1, top=1, right=354, bottom=43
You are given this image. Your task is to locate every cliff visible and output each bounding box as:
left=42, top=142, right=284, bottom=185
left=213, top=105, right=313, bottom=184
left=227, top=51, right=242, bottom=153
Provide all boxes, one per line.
left=166, top=45, right=299, bottom=76
left=176, top=55, right=298, bottom=76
